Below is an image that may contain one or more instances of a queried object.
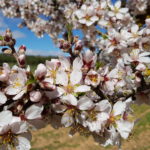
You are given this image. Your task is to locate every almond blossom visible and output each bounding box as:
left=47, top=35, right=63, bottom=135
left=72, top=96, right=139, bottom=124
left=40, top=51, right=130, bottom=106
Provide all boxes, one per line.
left=108, top=1, right=128, bottom=20
left=5, top=69, right=27, bottom=100
left=74, top=4, right=99, bottom=26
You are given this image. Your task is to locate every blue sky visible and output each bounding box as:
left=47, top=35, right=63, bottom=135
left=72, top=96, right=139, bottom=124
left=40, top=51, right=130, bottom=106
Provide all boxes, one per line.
left=0, top=0, right=117, bottom=56
left=0, top=13, right=63, bottom=56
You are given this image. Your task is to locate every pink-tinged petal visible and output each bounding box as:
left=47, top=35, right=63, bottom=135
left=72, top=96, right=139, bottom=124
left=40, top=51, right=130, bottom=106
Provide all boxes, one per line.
left=95, top=100, right=111, bottom=114
left=115, top=0, right=121, bottom=8
left=74, top=85, right=91, bottom=93
left=52, top=103, right=67, bottom=113
left=116, top=120, right=134, bottom=139
left=136, top=63, right=146, bottom=71
left=86, top=20, right=94, bottom=26
left=0, top=125, right=10, bottom=135
left=116, top=13, right=123, bottom=19
left=105, top=81, right=115, bottom=91
left=77, top=96, right=94, bottom=110
left=13, top=88, right=26, bottom=100
left=29, top=90, right=42, bottom=102
left=139, top=57, right=150, bottom=63
left=11, top=116, right=21, bottom=124
left=61, top=94, right=77, bottom=106
left=46, top=60, right=57, bottom=70
left=6, top=86, right=21, bottom=95
left=25, top=104, right=44, bottom=120
left=70, top=70, right=82, bottom=85
left=120, top=8, right=128, bottom=13
left=34, top=64, right=47, bottom=79
left=139, top=52, right=150, bottom=57
left=61, top=112, right=74, bottom=127
left=97, top=112, right=110, bottom=122
left=0, top=92, right=7, bottom=105
left=56, top=70, right=68, bottom=86
left=123, top=53, right=132, bottom=64
left=73, top=57, right=83, bottom=70
left=0, top=110, right=13, bottom=126
left=108, top=68, right=118, bottom=78
left=45, top=87, right=65, bottom=99
left=59, top=57, right=70, bottom=71
left=16, top=133, right=31, bottom=150
left=79, top=19, right=87, bottom=24
left=131, top=24, right=139, bottom=34
left=91, top=16, right=99, bottom=22
left=83, top=50, right=94, bottom=63
left=85, top=120, right=102, bottom=133
left=108, top=11, right=115, bottom=17
left=11, top=121, right=28, bottom=134
left=75, top=10, right=85, bottom=19
left=113, top=101, right=126, bottom=116
left=117, top=80, right=126, bottom=87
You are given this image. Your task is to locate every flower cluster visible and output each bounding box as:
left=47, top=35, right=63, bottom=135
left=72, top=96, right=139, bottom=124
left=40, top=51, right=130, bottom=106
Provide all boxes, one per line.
left=0, top=0, right=150, bottom=150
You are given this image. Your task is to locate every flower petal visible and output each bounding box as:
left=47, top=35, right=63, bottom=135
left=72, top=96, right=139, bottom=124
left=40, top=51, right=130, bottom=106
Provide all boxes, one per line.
left=70, top=70, right=82, bottom=85
left=116, top=120, right=134, bottom=139
left=74, top=85, right=91, bottom=93
left=25, top=104, right=44, bottom=120
left=0, top=92, right=7, bottom=105
left=113, top=101, right=126, bottom=116
left=61, top=94, right=78, bottom=106
left=56, top=70, right=68, bottom=86
left=77, top=96, right=94, bottom=110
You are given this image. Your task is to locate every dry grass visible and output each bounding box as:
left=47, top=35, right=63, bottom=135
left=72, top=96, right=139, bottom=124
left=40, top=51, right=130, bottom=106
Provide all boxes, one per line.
left=31, top=104, right=150, bottom=150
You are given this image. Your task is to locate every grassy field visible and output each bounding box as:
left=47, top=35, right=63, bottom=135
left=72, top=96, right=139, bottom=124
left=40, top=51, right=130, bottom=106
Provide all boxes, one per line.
left=31, top=104, right=150, bottom=150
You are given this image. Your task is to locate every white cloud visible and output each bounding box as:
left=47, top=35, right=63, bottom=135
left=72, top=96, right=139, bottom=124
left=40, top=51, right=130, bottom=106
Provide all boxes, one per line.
left=25, top=48, right=64, bottom=56
left=13, top=30, right=26, bottom=39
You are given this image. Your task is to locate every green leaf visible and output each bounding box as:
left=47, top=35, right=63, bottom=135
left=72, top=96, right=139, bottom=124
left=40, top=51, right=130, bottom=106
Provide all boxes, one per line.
left=96, top=61, right=104, bottom=70
left=26, top=74, right=36, bottom=85
left=0, top=35, right=4, bottom=41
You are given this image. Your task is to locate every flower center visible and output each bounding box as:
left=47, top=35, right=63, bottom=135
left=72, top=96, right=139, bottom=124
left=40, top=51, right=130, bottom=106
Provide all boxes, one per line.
left=144, top=68, right=150, bottom=76
left=0, top=70, right=3, bottom=75
left=84, top=15, right=91, bottom=21
left=0, top=130, right=17, bottom=146
left=114, top=7, right=119, bottom=14
left=50, top=69, right=56, bottom=78
left=88, top=74, right=98, bottom=83
left=89, top=110, right=97, bottom=121
left=65, top=84, right=74, bottom=94
left=13, top=78, right=22, bottom=88
left=143, top=43, right=150, bottom=50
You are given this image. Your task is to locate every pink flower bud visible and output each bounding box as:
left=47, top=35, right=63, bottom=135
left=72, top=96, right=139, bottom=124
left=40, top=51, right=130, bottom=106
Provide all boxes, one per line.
left=18, top=54, right=26, bottom=67
left=75, top=40, right=83, bottom=51
left=30, top=90, right=42, bottom=102
left=34, top=64, right=47, bottom=80
left=18, top=45, right=26, bottom=54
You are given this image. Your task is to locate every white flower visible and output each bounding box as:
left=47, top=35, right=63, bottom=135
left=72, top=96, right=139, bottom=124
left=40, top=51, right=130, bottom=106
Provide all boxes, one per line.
left=108, top=98, right=134, bottom=139
left=123, top=49, right=150, bottom=70
left=75, top=4, right=99, bottom=26
left=85, top=70, right=101, bottom=87
left=5, top=69, right=27, bottom=100
left=24, top=104, right=44, bottom=120
left=108, top=1, right=128, bottom=20
left=83, top=100, right=111, bottom=133
left=34, top=63, right=47, bottom=80
left=81, top=50, right=97, bottom=72
left=56, top=68, right=90, bottom=106
left=0, top=120, right=31, bottom=150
